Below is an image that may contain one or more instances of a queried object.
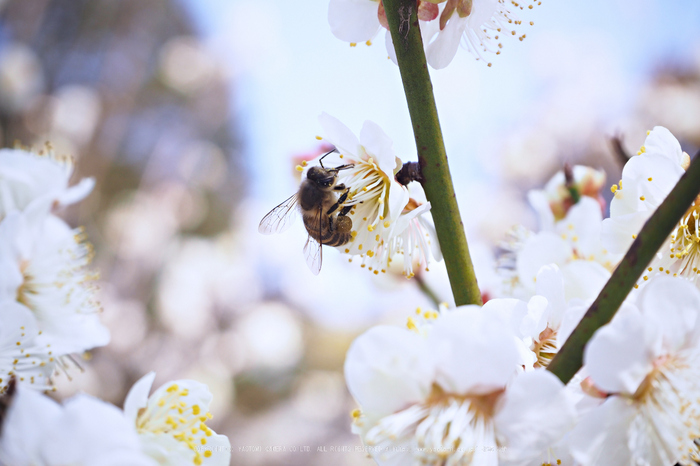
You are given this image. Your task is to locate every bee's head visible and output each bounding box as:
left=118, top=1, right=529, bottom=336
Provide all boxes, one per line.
left=307, top=166, right=337, bottom=188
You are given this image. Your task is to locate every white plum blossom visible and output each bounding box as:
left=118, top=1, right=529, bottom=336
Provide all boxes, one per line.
left=569, top=276, right=700, bottom=466
left=602, top=126, right=700, bottom=288
left=0, top=384, right=156, bottom=466
left=311, top=113, right=439, bottom=277
left=500, top=195, right=618, bottom=302
left=423, top=0, right=538, bottom=69
left=328, top=0, right=382, bottom=44
left=528, top=165, right=606, bottom=227
left=519, top=265, right=589, bottom=369
left=328, top=0, right=536, bottom=69
left=0, top=206, right=109, bottom=356
left=0, top=301, right=55, bottom=393
left=0, top=145, right=94, bottom=221
left=124, top=372, right=231, bottom=466
left=345, top=304, right=575, bottom=465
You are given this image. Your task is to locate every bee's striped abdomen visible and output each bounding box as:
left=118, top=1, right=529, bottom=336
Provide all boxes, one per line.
left=303, top=213, right=351, bottom=247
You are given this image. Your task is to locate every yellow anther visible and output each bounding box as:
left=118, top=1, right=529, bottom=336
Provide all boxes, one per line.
left=295, top=165, right=304, bottom=172
left=610, top=185, right=618, bottom=193
left=350, top=42, right=357, bottom=47
left=366, top=40, right=372, bottom=46
left=351, top=408, right=361, bottom=419
left=407, top=317, right=417, bottom=330
left=640, top=196, right=645, bottom=201
left=315, top=136, right=322, bottom=140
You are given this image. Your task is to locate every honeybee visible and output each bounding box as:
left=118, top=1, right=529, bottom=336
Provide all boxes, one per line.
left=259, top=150, right=355, bottom=274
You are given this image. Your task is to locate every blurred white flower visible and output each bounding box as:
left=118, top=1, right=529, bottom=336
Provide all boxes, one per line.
left=124, top=372, right=231, bottom=466
left=345, top=306, right=575, bottom=465
left=0, top=146, right=94, bottom=221
left=528, top=165, right=606, bottom=226
left=0, top=384, right=156, bottom=466
left=0, top=207, right=109, bottom=355
left=602, top=126, right=699, bottom=288
left=315, top=113, right=439, bottom=276
left=328, top=0, right=534, bottom=69
left=519, top=265, right=588, bottom=368
left=424, top=0, right=538, bottom=69
left=0, top=43, right=44, bottom=112
left=569, top=277, right=700, bottom=466
left=0, top=302, right=54, bottom=393
left=500, top=195, right=618, bottom=301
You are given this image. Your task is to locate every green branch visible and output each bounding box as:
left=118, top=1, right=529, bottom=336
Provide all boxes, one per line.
left=383, top=0, right=482, bottom=306
left=548, top=152, right=700, bottom=383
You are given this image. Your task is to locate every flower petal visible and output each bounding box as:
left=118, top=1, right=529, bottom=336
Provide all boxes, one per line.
left=328, top=0, right=381, bottom=42
left=123, top=371, right=156, bottom=424
left=344, top=325, right=433, bottom=418
left=428, top=306, right=520, bottom=394
left=584, top=307, right=653, bottom=394
left=319, top=112, right=360, bottom=158
left=495, top=371, right=575, bottom=464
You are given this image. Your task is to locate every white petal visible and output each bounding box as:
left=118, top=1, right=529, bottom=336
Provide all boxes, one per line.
left=527, top=189, right=555, bottom=232
left=495, top=371, right=575, bottom=464
left=516, top=232, right=572, bottom=292
left=600, top=212, right=648, bottom=254
left=123, top=371, right=156, bottom=424
left=637, top=276, right=700, bottom=353
left=558, top=196, right=603, bottom=258
left=318, top=112, right=361, bottom=157
left=428, top=306, right=520, bottom=394
left=328, top=0, right=381, bottom=42
left=560, top=260, right=610, bottom=302
left=584, top=309, right=653, bottom=394
left=534, top=264, right=566, bottom=329
left=43, top=394, right=153, bottom=465
left=344, top=326, right=433, bottom=418
left=384, top=29, right=398, bottom=65
left=482, top=298, right=529, bottom=337
left=0, top=386, right=61, bottom=465
left=644, top=126, right=684, bottom=166
left=426, top=15, right=466, bottom=69
left=568, top=397, right=636, bottom=466
left=359, top=119, right=400, bottom=176
left=621, top=153, right=683, bottom=208
left=55, top=177, right=95, bottom=206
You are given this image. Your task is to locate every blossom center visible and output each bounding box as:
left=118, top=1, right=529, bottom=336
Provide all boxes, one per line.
left=15, top=260, right=36, bottom=311
left=532, top=327, right=559, bottom=368
left=364, top=383, right=505, bottom=462
left=136, top=383, right=215, bottom=465
left=670, top=196, right=700, bottom=277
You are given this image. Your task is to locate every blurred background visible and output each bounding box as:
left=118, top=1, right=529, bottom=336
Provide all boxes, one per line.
left=1, top=0, right=699, bottom=464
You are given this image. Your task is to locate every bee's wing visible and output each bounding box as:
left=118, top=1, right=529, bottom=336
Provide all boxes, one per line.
left=302, top=206, right=323, bottom=275
left=303, top=233, right=322, bottom=275
left=259, top=193, right=299, bottom=235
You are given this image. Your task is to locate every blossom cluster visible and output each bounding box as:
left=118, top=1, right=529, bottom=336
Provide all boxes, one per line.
left=299, top=113, right=441, bottom=278
left=328, top=0, right=541, bottom=69
left=0, top=148, right=231, bottom=465
left=344, top=126, right=700, bottom=465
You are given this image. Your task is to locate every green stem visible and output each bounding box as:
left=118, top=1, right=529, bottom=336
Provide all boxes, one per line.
left=548, top=152, right=700, bottom=383
left=383, top=0, right=482, bottom=306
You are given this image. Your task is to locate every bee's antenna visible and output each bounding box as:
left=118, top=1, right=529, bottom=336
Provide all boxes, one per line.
left=318, top=149, right=337, bottom=169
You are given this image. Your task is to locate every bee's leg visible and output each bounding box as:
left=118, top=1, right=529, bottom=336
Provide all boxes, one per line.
left=327, top=187, right=350, bottom=216
left=338, top=204, right=352, bottom=217
left=333, top=183, right=346, bottom=191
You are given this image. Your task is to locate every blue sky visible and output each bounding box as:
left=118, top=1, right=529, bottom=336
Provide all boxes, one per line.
left=183, top=0, right=700, bottom=204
